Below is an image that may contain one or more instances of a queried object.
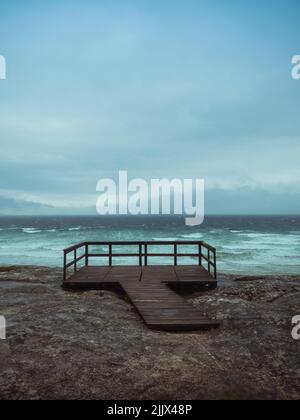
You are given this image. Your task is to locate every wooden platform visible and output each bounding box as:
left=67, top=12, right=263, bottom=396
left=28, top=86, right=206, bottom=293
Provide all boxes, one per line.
left=63, top=266, right=219, bottom=331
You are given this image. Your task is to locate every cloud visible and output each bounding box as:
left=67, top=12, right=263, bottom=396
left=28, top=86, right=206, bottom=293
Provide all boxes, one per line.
left=0, top=1, right=299, bottom=214
left=0, top=195, right=54, bottom=215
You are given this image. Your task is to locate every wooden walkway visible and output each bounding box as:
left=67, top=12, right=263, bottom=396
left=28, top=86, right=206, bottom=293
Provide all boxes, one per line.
left=64, top=265, right=218, bottom=331
left=63, top=241, right=218, bottom=331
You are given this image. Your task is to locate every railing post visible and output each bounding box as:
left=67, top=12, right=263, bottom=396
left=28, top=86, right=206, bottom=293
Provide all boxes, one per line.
left=74, top=249, right=77, bottom=273
left=144, top=244, right=148, bottom=266
left=199, top=243, right=202, bottom=266
left=63, top=251, right=67, bottom=281
left=208, top=249, right=211, bottom=274
left=174, top=243, right=177, bottom=266
left=109, top=244, right=112, bottom=266
left=85, top=244, right=89, bottom=266
left=214, top=249, right=217, bottom=279
left=139, top=244, right=143, bottom=266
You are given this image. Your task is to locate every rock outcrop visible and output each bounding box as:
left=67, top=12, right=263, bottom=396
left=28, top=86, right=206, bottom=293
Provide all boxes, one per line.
left=0, top=266, right=299, bottom=400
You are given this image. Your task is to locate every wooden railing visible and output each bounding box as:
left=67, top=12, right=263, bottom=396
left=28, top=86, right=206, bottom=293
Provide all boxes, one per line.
left=63, top=241, right=217, bottom=281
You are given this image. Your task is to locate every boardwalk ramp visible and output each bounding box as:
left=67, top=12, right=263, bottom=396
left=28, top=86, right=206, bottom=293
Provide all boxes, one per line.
left=63, top=242, right=219, bottom=331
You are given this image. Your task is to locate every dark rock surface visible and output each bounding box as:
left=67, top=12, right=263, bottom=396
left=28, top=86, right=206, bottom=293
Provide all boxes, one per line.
left=0, top=266, right=299, bottom=400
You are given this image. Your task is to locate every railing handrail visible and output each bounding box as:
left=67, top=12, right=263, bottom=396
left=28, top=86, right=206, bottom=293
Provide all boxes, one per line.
left=64, top=241, right=216, bottom=250
left=64, top=242, right=87, bottom=253
left=63, top=241, right=217, bottom=281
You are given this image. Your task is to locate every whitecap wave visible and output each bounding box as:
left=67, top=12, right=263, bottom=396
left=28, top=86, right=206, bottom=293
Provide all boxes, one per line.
left=180, top=233, right=204, bottom=239
left=22, top=228, right=42, bottom=234
left=152, top=237, right=179, bottom=241
left=68, top=227, right=81, bottom=231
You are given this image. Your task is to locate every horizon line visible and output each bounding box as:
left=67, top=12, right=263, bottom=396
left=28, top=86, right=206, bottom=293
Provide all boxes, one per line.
left=0, top=214, right=300, bottom=218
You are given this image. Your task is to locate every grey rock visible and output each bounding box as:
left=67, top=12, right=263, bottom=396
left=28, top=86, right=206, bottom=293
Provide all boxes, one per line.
left=0, top=266, right=299, bottom=400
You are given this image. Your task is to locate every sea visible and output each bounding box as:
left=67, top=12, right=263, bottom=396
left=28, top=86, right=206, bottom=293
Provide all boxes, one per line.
left=0, top=215, right=299, bottom=275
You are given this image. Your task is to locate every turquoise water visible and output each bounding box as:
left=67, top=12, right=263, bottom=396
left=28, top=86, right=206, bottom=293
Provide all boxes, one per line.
left=0, top=215, right=299, bottom=275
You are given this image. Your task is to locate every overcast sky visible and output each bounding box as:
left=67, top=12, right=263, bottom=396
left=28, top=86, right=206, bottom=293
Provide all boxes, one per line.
left=0, top=0, right=299, bottom=214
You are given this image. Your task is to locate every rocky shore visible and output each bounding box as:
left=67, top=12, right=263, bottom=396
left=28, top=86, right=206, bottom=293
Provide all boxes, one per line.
left=0, top=266, right=299, bottom=400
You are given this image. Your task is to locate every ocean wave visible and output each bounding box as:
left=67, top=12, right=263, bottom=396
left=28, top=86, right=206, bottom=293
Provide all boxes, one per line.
left=86, top=226, right=106, bottom=230
left=219, top=250, right=256, bottom=257
left=68, top=227, right=81, bottom=231
left=33, top=246, right=57, bottom=252
left=180, top=233, right=204, bottom=239
left=46, top=229, right=57, bottom=233
left=207, top=229, right=225, bottom=234
left=22, top=228, right=42, bottom=234
left=243, top=233, right=278, bottom=238
left=152, top=237, right=179, bottom=241
left=232, top=230, right=299, bottom=240
left=278, top=255, right=300, bottom=260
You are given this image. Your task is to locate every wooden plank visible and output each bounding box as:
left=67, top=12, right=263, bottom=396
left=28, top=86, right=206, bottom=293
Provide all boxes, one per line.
left=64, top=267, right=111, bottom=284
left=121, top=278, right=218, bottom=331
left=146, top=321, right=219, bottom=331
left=105, top=267, right=142, bottom=283
left=174, top=266, right=217, bottom=285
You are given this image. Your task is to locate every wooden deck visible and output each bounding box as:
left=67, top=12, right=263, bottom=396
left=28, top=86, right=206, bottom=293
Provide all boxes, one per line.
left=63, top=265, right=219, bottom=331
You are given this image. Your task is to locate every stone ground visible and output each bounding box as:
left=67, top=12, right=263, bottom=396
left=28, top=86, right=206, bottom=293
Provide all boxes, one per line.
left=0, top=266, right=299, bottom=400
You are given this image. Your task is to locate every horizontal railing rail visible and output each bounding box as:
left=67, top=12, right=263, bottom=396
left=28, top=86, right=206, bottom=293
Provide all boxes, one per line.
left=63, top=241, right=217, bottom=281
